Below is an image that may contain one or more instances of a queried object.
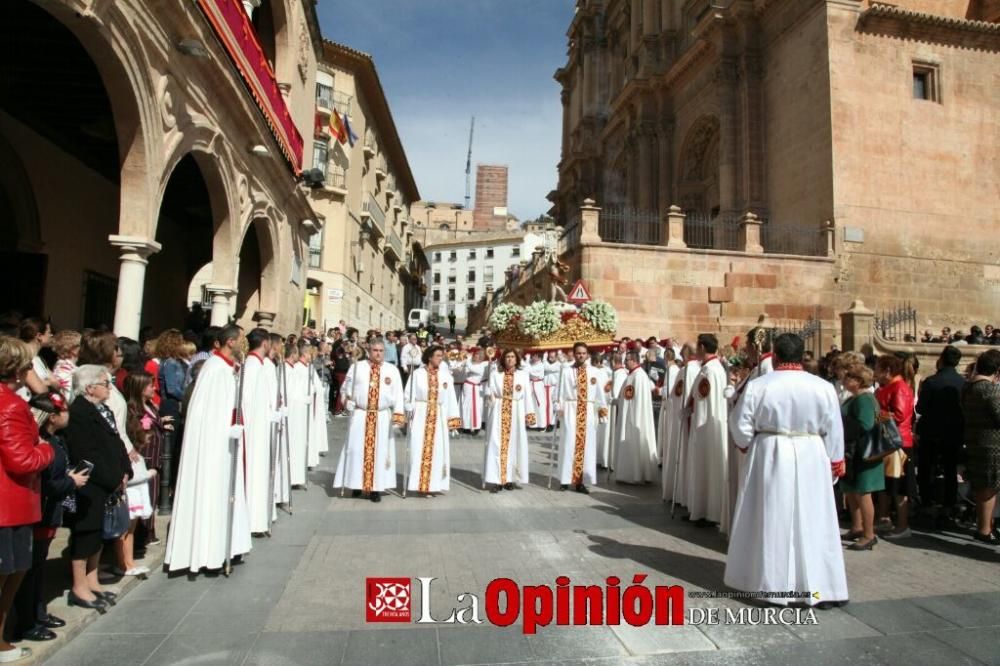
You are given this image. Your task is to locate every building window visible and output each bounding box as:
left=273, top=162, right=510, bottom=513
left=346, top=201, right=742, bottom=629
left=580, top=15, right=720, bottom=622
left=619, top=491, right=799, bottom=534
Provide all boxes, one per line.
left=912, top=62, right=940, bottom=102
left=484, top=266, right=494, bottom=282
left=433, top=252, right=441, bottom=262
left=485, top=248, right=494, bottom=258
left=449, top=251, right=457, bottom=261
left=312, top=141, right=328, bottom=176
left=467, top=269, right=476, bottom=283
left=432, top=289, right=440, bottom=302
left=315, top=82, right=333, bottom=109
left=511, top=247, right=520, bottom=257
left=447, top=268, right=456, bottom=284
left=467, top=287, right=476, bottom=301
left=308, top=229, right=323, bottom=269
left=447, top=288, right=455, bottom=303
left=468, top=249, right=477, bottom=259
left=433, top=272, right=440, bottom=284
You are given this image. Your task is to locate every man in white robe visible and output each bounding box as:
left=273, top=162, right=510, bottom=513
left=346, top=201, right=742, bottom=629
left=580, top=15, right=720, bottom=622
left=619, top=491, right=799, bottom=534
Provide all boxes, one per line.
left=404, top=346, right=461, bottom=495
left=242, top=328, right=274, bottom=535
left=483, top=349, right=532, bottom=490
left=334, top=339, right=405, bottom=501
left=165, top=324, right=252, bottom=573
left=526, top=355, right=549, bottom=430
left=461, top=350, right=488, bottom=433
left=286, top=347, right=309, bottom=488
left=308, top=354, right=329, bottom=464
left=663, top=347, right=699, bottom=505
left=543, top=351, right=562, bottom=431
left=725, top=333, right=848, bottom=609
left=592, top=352, right=612, bottom=467
left=656, top=349, right=679, bottom=467
left=554, top=342, right=608, bottom=493
left=685, top=334, right=728, bottom=527
left=400, top=334, right=422, bottom=385
left=270, top=335, right=291, bottom=507
left=605, top=353, right=628, bottom=468
left=614, top=351, right=658, bottom=483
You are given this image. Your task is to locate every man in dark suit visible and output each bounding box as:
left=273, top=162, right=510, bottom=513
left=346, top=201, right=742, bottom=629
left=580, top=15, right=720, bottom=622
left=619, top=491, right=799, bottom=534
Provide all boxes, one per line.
left=915, top=345, right=966, bottom=517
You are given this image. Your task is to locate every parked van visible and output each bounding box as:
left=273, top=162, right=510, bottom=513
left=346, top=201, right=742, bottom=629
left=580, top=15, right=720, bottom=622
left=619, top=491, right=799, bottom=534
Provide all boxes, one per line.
left=407, top=308, right=430, bottom=331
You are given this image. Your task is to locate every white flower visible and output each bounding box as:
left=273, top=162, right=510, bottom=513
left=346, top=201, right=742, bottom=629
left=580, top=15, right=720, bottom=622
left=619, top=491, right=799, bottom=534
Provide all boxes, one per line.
left=581, top=300, right=618, bottom=333
left=489, top=303, right=524, bottom=332
left=520, top=301, right=561, bottom=337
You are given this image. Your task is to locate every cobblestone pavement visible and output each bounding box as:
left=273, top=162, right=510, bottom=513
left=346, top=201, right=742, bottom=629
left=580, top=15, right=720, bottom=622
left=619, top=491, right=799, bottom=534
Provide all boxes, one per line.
left=43, top=418, right=1000, bottom=665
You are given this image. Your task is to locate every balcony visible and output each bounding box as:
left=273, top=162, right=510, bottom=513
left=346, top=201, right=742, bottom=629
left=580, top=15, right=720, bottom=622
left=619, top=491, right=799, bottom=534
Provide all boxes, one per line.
left=361, top=192, right=386, bottom=237
left=333, top=91, right=353, bottom=116
left=323, top=165, right=347, bottom=196
left=385, top=230, right=403, bottom=262
left=392, top=195, right=403, bottom=213
left=363, top=130, right=376, bottom=159
left=315, top=89, right=333, bottom=115
left=374, top=155, right=387, bottom=181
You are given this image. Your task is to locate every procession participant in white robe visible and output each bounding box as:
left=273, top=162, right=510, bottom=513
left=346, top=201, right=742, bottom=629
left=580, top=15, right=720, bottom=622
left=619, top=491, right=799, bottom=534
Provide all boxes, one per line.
left=404, top=345, right=461, bottom=495
left=333, top=339, right=405, bottom=502
left=685, top=334, right=729, bottom=527
left=527, top=355, right=548, bottom=430
left=165, top=325, right=252, bottom=573
left=308, top=355, right=330, bottom=462
left=614, top=351, right=659, bottom=483
left=400, top=334, right=422, bottom=384
left=269, top=335, right=290, bottom=507
left=663, top=346, right=699, bottom=503
left=656, top=349, right=679, bottom=465
left=242, top=329, right=274, bottom=535
left=554, top=342, right=608, bottom=492
left=285, top=347, right=309, bottom=488
left=592, top=352, right=612, bottom=467
left=543, top=351, right=562, bottom=430
left=725, top=333, right=848, bottom=609
left=605, top=354, right=629, bottom=468
left=461, top=349, right=488, bottom=433
left=448, top=346, right=466, bottom=404
left=721, top=328, right=774, bottom=535
left=297, top=347, right=322, bottom=469
left=482, top=349, right=533, bottom=492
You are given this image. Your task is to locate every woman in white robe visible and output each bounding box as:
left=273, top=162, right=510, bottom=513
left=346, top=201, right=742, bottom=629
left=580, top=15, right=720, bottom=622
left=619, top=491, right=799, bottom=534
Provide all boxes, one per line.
left=725, top=356, right=848, bottom=608
left=482, top=350, right=532, bottom=491
left=286, top=354, right=309, bottom=487
left=405, top=347, right=460, bottom=495
left=461, top=351, right=488, bottom=433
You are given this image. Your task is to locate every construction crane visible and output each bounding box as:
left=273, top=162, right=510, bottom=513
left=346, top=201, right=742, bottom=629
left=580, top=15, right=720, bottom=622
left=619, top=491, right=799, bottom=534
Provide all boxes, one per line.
left=464, top=116, right=475, bottom=209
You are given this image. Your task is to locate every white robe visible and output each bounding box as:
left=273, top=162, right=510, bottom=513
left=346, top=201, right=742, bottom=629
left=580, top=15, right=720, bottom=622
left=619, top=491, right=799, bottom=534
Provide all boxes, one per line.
left=594, top=365, right=612, bottom=467
left=724, top=369, right=848, bottom=606
left=606, top=368, right=628, bottom=467
left=273, top=359, right=291, bottom=505
left=555, top=364, right=608, bottom=486
left=665, top=361, right=700, bottom=503
left=656, top=364, right=680, bottom=464
left=527, top=362, right=549, bottom=429
left=404, top=367, right=460, bottom=493
left=333, top=361, right=405, bottom=492
left=543, top=360, right=561, bottom=427
left=287, top=362, right=310, bottom=486
left=482, top=369, right=531, bottom=486
left=614, top=368, right=658, bottom=483
left=461, top=360, right=487, bottom=431
left=685, top=358, right=728, bottom=523
left=309, top=367, right=329, bottom=463
left=720, top=356, right=773, bottom=536
left=165, top=354, right=251, bottom=572
left=243, top=353, right=274, bottom=534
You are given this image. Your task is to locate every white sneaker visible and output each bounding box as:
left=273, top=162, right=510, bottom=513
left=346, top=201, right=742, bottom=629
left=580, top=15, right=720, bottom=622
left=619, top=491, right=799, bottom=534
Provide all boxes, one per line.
left=123, top=566, right=150, bottom=576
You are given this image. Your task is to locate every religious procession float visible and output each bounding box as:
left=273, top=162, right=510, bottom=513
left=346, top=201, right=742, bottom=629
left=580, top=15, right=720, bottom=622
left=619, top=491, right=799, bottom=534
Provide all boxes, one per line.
left=488, top=299, right=618, bottom=353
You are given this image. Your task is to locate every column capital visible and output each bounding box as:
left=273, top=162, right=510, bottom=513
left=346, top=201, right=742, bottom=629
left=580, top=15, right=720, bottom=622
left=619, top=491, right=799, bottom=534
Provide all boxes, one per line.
left=205, top=284, right=237, bottom=298
left=252, top=311, right=276, bottom=329
left=109, top=235, right=161, bottom=260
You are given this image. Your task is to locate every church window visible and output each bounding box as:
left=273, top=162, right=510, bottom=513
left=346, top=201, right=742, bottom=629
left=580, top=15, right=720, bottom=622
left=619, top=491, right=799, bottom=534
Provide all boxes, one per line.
left=912, top=62, right=940, bottom=102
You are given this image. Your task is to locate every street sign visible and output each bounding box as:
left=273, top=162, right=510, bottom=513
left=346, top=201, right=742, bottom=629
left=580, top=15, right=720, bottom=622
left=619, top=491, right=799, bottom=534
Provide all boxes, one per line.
left=566, top=279, right=592, bottom=304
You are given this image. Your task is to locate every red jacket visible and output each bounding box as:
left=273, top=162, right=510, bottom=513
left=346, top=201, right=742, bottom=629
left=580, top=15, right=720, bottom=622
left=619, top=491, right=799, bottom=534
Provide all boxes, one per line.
left=876, top=377, right=915, bottom=449
left=0, top=384, right=55, bottom=526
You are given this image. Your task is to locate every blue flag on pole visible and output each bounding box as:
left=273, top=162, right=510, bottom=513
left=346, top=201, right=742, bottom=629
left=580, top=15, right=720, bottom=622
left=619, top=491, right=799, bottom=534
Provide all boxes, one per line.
left=344, top=113, right=359, bottom=148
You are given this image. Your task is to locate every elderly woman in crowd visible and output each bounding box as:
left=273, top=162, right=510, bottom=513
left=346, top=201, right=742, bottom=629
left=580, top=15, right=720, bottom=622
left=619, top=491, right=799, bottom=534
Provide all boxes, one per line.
left=874, top=354, right=916, bottom=539
left=64, top=364, right=131, bottom=612
left=50, top=330, right=81, bottom=399
left=0, top=336, right=55, bottom=663
left=12, top=392, right=88, bottom=644
left=840, top=363, right=884, bottom=551
left=961, top=349, right=1000, bottom=544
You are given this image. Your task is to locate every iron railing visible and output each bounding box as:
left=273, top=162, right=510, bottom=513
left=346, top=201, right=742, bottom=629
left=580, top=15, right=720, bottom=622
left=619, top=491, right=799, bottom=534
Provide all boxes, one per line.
left=683, top=211, right=742, bottom=251
left=761, top=221, right=824, bottom=257
left=333, top=91, right=352, bottom=116
left=325, top=165, right=346, bottom=190
left=599, top=205, right=662, bottom=244
left=875, top=303, right=918, bottom=342
left=387, top=231, right=403, bottom=260
left=772, top=306, right=824, bottom=356
left=363, top=193, right=386, bottom=235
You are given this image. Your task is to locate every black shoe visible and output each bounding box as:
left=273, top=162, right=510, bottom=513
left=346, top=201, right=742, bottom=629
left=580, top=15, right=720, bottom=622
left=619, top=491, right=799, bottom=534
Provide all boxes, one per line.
left=38, top=614, right=65, bottom=629
left=843, top=529, right=864, bottom=541
left=847, top=536, right=878, bottom=551
left=370, top=492, right=381, bottom=503
left=504, top=483, right=514, bottom=491
left=575, top=484, right=590, bottom=494
left=95, top=591, right=117, bottom=606
left=972, top=531, right=998, bottom=544
left=21, top=626, right=57, bottom=642
left=67, top=592, right=107, bottom=613
left=694, top=518, right=715, bottom=528
left=559, top=484, right=569, bottom=491
left=816, top=601, right=847, bottom=611
left=489, top=485, right=499, bottom=494
left=351, top=489, right=362, bottom=498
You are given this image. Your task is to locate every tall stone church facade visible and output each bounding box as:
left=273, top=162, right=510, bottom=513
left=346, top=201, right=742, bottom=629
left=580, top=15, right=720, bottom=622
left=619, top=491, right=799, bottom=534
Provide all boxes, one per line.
left=550, top=0, right=999, bottom=341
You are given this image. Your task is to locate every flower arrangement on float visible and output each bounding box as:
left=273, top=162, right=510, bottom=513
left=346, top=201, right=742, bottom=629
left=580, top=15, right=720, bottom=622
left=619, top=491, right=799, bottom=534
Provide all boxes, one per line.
left=580, top=300, right=617, bottom=334
left=491, top=299, right=618, bottom=352
left=520, top=301, right=561, bottom=337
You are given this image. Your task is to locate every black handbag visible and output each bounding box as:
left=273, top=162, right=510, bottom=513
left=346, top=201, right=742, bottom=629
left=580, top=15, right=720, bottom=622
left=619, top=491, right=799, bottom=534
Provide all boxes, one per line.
left=102, top=491, right=130, bottom=540
left=861, top=419, right=904, bottom=463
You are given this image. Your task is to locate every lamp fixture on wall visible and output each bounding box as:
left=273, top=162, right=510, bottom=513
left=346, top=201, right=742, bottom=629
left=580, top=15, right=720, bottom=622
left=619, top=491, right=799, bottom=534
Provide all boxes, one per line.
left=250, top=144, right=270, bottom=157
left=177, top=39, right=209, bottom=58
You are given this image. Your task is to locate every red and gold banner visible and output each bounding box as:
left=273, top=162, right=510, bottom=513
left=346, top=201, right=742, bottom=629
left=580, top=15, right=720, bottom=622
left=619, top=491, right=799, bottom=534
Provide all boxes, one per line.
left=196, top=0, right=304, bottom=172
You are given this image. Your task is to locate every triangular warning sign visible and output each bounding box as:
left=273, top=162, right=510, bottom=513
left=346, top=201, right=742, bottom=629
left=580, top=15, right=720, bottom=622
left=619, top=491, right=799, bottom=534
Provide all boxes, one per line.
left=566, top=279, right=592, bottom=304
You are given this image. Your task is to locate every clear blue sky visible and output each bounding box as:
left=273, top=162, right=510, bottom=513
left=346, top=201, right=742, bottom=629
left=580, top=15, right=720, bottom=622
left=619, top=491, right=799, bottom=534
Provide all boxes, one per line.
left=317, top=0, right=574, bottom=221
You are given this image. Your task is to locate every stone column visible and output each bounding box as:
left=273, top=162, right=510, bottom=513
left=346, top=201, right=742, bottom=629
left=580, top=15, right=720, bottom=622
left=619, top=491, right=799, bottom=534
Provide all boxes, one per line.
left=252, top=311, right=276, bottom=329
left=662, top=206, right=687, bottom=249
left=582, top=37, right=595, bottom=117
left=840, top=300, right=875, bottom=352
left=109, top=235, right=162, bottom=340
left=740, top=52, right=766, bottom=212
left=822, top=220, right=836, bottom=257
left=629, top=0, right=641, bottom=61
left=657, top=108, right=674, bottom=213
left=580, top=198, right=602, bottom=243
left=205, top=285, right=237, bottom=327
left=636, top=122, right=656, bottom=213
left=739, top=212, right=764, bottom=254
left=715, top=57, right=740, bottom=213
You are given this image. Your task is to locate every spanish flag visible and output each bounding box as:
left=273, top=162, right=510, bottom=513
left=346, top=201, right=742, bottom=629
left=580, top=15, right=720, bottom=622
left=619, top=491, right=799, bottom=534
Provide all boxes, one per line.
left=329, top=110, right=348, bottom=145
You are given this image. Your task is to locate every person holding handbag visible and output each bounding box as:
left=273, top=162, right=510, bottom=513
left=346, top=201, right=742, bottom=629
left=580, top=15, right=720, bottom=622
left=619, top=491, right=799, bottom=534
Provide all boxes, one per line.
left=64, top=365, right=131, bottom=613
left=840, top=364, right=884, bottom=551
left=874, top=354, right=915, bottom=539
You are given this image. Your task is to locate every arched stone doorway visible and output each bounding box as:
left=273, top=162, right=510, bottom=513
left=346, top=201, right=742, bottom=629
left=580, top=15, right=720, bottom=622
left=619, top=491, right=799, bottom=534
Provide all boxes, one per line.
left=234, top=217, right=278, bottom=326
left=677, top=115, right=721, bottom=217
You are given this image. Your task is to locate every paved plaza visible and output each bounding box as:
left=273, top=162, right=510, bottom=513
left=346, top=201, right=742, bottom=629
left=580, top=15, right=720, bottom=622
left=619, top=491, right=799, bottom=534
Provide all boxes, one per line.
left=41, top=420, right=1000, bottom=665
